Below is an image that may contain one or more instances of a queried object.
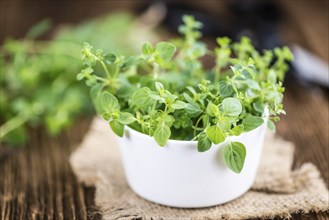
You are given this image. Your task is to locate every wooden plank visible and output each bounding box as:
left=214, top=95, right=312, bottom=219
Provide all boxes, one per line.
left=0, top=119, right=93, bottom=220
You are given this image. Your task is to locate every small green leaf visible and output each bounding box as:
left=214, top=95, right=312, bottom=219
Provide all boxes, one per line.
left=76, top=73, right=84, bottom=81
left=110, top=120, right=124, bottom=137
left=154, top=124, right=171, bottom=146
left=216, top=37, right=231, bottom=47
left=202, top=115, right=209, bottom=127
left=267, top=120, right=276, bottom=132
left=101, top=92, right=119, bottom=111
left=198, top=132, right=212, bottom=152
left=242, top=69, right=252, bottom=79
left=242, top=116, right=264, bottom=132
left=155, top=82, right=164, bottom=91
left=253, top=102, right=264, bottom=113
left=142, top=42, right=154, bottom=55
left=148, top=91, right=163, bottom=101
left=268, top=69, right=277, bottom=84
left=206, top=125, right=225, bottom=144
left=90, top=84, right=102, bottom=100
left=102, top=112, right=111, bottom=121
left=222, top=98, right=242, bottom=116
left=155, top=42, right=176, bottom=63
left=2, top=126, right=27, bottom=145
left=129, top=87, right=156, bottom=111
left=90, top=84, right=103, bottom=113
left=219, top=81, right=234, bottom=97
left=231, top=124, right=244, bottom=136
left=246, top=79, right=260, bottom=90
left=163, top=114, right=175, bottom=127
left=27, top=19, right=51, bottom=39
left=86, top=75, right=97, bottom=86
left=104, top=53, right=117, bottom=64
left=186, top=103, right=202, bottom=117
left=223, top=142, right=246, bottom=173
left=206, top=102, right=219, bottom=117
left=183, top=93, right=194, bottom=104
left=217, top=117, right=231, bottom=132
left=163, top=90, right=177, bottom=102
left=172, top=101, right=187, bottom=109
left=117, top=112, right=136, bottom=124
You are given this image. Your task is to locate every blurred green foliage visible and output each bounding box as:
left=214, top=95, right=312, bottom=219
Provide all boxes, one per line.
left=0, top=13, right=155, bottom=145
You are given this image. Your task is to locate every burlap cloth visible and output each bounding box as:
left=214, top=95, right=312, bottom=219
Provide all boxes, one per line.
left=70, top=118, right=328, bottom=219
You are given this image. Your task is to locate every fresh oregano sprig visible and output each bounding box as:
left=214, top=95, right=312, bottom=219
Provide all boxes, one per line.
left=0, top=13, right=156, bottom=145
left=77, top=15, right=293, bottom=173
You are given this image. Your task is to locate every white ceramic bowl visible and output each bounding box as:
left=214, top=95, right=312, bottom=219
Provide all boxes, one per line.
left=118, top=124, right=266, bottom=208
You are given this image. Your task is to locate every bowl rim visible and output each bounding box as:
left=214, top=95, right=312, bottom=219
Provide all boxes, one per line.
left=124, top=121, right=266, bottom=145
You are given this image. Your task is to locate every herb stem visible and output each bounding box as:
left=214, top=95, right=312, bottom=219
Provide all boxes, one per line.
left=95, top=76, right=108, bottom=83
left=153, top=63, right=160, bottom=79
left=194, top=115, right=203, bottom=137
left=0, top=113, right=29, bottom=140
left=100, top=61, right=111, bottom=78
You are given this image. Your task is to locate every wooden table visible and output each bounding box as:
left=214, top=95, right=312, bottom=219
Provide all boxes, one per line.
left=0, top=74, right=328, bottom=220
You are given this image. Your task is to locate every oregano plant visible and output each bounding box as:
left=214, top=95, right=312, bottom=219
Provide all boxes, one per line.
left=77, top=15, right=292, bottom=173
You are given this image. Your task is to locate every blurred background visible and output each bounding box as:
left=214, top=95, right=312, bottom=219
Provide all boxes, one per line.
left=1, top=0, right=328, bottom=145
left=0, top=0, right=328, bottom=219
left=1, top=0, right=328, bottom=58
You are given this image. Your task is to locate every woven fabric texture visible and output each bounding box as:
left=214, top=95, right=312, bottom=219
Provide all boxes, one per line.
left=70, top=118, right=328, bottom=219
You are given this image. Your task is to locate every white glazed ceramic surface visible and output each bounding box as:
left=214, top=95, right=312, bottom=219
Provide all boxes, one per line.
left=118, top=124, right=267, bottom=208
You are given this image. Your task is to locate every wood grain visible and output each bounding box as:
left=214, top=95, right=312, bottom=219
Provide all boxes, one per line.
left=0, top=1, right=328, bottom=219
left=0, top=119, right=99, bottom=220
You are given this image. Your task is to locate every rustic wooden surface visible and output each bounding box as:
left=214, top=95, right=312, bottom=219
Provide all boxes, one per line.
left=0, top=74, right=328, bottom=220
left=0, top=1, right=328, bottom=218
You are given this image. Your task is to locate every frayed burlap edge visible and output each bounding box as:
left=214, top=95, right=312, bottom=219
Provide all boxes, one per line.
left=70, top=118, right=329, bottom=220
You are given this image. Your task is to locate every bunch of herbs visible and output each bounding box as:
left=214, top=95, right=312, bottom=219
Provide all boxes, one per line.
left=0, top=13, right=156, bottom=145
left=78, top=15, right=293, bottom=173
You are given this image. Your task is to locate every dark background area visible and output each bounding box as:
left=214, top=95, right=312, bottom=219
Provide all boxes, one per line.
left=1, top=0, right=328, bottom=62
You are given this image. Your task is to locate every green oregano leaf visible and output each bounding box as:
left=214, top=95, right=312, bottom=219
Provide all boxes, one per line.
left=242, top=116, right=264, bottom=132
left=90, top=84, right=102, bottom=100
left=76, top=72, right=84, bottom=81
left=101, top=92, right=119, bottom=112
left=217, top=117, right=231, bottom=132
left=86, top=75, right=97, bottom=86
left=222, top=98, right=242, bottom=116
left=219, top=81, right=234, bottom=97
left=206, top=102, right=219, bottom=117
left=154, top=124, right=171, bottom=147
left=90, top=84, right=103, bottom=113
left=267, top=120, right=276, bottom=132
left=183, top=93, right=194, bottom=104
left=142, top=42, right=154, bottom=55
left=117, top=112, right=136, bottom=124
left=104, top=53, right=117, bottom=64
left=109, top=120, right=124, bottom=137
left=206, top=125, right=225, bottom=144
left=186, top=103, right=202, bottom=117
left=231, top=124, right=244, bottom=136
left=197, top=132, right=212, bottom=152
left=26, top=19, right=51, bottom=39
left=246, top=79, right=260, bottom=90
left=154, top=42, right=176, bottom=64
left=129, top=87, right=156, bottom=111
left=223, top=141, right=246, bottom=173
left=171, top=101, right=187, bottom=109
left=253, top=102, right=264, bottom=113
left=155, top=82, right=164, bottom=91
